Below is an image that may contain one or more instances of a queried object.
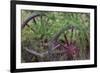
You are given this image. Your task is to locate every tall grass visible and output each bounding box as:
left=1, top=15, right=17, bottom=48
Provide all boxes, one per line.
left=21, top=10, right=90, bottom=62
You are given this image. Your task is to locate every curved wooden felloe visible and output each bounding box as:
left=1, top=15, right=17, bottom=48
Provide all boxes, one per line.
left=21, top=13, right=41, bottom=29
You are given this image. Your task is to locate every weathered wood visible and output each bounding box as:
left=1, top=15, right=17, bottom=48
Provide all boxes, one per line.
left=24, top=47, right=44, bottom=57
left=50, top=25, right=76, bottom=42
left=24, top=47, right=68, bottom=58
left=21, top=13, right=41, bottom=29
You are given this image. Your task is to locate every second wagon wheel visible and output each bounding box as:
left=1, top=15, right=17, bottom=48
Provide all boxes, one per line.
left=47, top=24, right=81, bottom=61
left=48, top=22, right=90, bottom=61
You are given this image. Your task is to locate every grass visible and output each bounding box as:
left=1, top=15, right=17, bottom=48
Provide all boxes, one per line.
left=21, top=10, right=90, bottom=62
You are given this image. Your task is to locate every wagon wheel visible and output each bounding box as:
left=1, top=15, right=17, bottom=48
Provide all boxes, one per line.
left=21, top=12, right=52, bottom=62
left=48, top=24, right=80, bottom=61
left=22, top=12, right=81, bottom=62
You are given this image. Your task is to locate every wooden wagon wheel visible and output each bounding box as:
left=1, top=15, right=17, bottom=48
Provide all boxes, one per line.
left=47, top=24, right=80, bottom=60
left=22, top=12, right=81, bottom=62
